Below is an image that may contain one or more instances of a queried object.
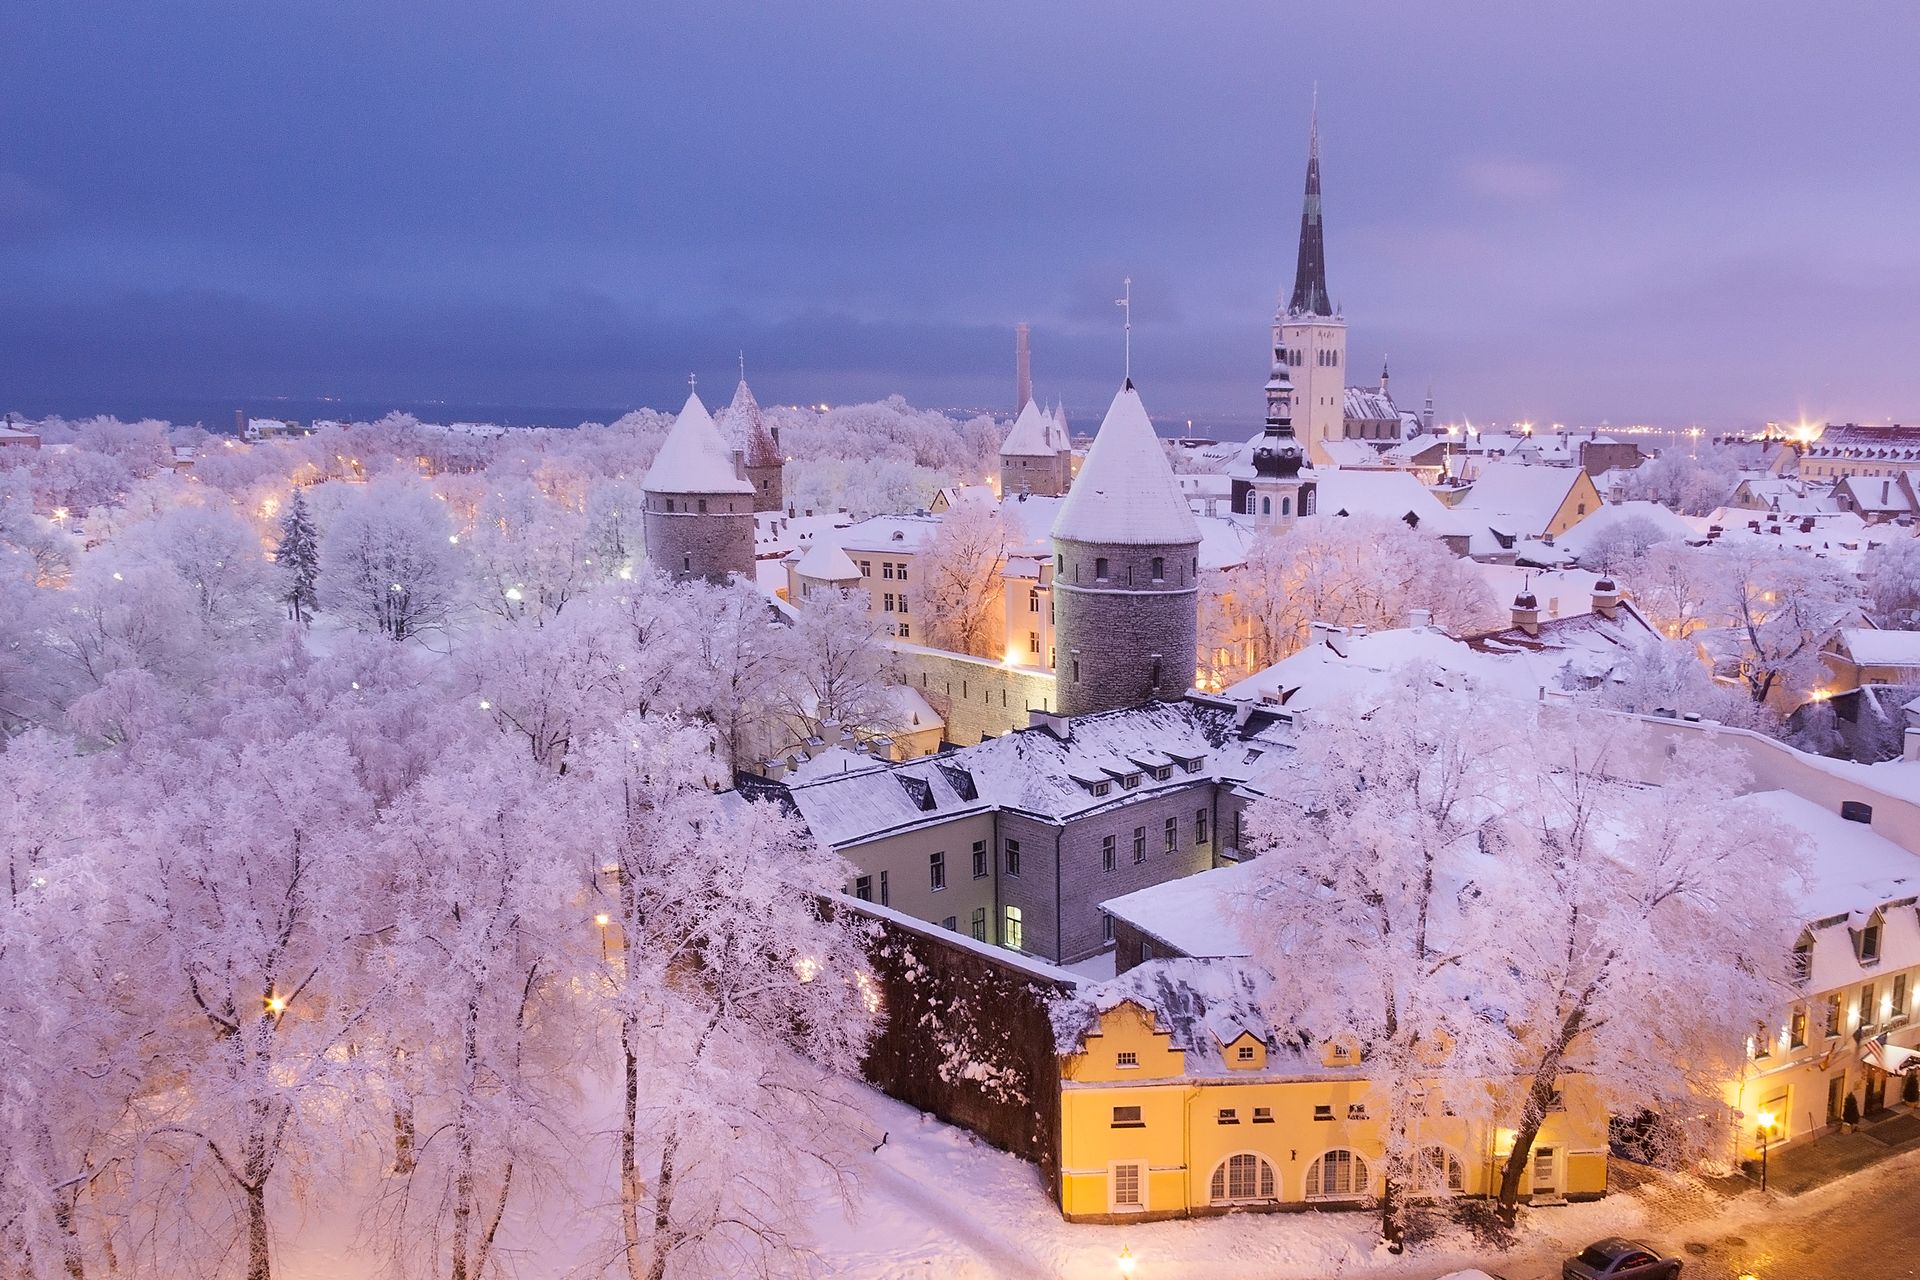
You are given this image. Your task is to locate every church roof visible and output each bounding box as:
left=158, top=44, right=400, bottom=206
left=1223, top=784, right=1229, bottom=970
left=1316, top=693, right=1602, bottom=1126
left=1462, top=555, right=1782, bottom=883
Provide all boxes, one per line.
left=1285, top=105, right=1333, bottom=319
left=1050, top=382, right=1201, bottom=547
left=999, top=397, right=1062, bottom=458
left=720, top=378, right=781, bottom=468
left=643, top=392, right=754, bottom=495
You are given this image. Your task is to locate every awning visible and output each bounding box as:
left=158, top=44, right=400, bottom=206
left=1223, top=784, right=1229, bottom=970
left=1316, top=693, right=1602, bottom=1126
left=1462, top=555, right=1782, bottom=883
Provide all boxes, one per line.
left=1863, top=1038, right=1920, bottom=1075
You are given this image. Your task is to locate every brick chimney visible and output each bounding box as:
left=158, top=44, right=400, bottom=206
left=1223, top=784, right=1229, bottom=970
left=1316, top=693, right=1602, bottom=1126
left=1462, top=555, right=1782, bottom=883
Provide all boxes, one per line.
left=1591, top=578, right=1620, bottom=620
left=1511, top=591, right=1541, bottom=636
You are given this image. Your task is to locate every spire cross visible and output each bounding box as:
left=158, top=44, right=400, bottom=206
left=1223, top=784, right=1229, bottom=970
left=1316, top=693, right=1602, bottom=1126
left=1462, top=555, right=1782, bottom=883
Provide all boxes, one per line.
left=688, top=372, right=697, bottom=395
left=1115, top=277, right=1133, bottom=382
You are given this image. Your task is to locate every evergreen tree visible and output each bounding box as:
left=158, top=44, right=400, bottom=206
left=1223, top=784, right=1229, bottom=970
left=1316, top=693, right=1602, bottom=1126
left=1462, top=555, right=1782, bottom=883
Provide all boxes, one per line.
left=276, top=487, right=320, bottom=624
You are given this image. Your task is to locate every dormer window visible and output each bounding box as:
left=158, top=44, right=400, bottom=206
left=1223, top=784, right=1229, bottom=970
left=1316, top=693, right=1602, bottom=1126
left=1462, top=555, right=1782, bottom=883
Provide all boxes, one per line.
left=1236, top=1044, right=1256, bottom=1062
left=1152, top=765, right=1171, bottom=781
left=1121, top=772, right=1141, bottom=790
left=1090, top=781, right=1111, bottom=797
left=1853, top=916, right=1884, bottom=965
left=1791, top=935, right=1813, bottom=984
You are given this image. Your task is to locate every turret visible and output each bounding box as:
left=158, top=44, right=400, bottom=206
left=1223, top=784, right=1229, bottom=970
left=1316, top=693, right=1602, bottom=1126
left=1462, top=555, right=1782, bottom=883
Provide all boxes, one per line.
left=999, top=397, right=1072, bottom=497
left=1250, top=353, right=1315, bottom=527
left=1050, top=381, right=1201, bottom=717
left=642, top=391, right=756, bottom=583
left=719, top=377, right=783, bottom=513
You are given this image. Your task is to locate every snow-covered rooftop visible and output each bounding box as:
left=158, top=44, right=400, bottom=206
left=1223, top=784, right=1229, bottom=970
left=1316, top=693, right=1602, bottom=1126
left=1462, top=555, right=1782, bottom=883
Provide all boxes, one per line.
left=1551, top=501, right=1697, bottom=559
left=1314, top=468, right=1470, bottom=536
left=999, top=399, right=1062, bottom=459
left=1455, top=461, right=1589, bottom=535
left=794, top=540, right=863, bottom=582
left=1050, top=383, right=1201, bottom=547
left=719, top=378, right=781, bottom=468
left=642, top=392, right=754, bottom=495
left=1100, top=859, right=1260, bottom=961
left=1837, top=628, right=1920, bottom=669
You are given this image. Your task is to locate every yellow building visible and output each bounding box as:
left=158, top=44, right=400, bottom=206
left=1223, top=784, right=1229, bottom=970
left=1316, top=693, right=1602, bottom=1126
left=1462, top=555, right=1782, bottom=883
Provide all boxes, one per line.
left=1053, top=960, right=1610, bottom=1222
left=1724, top=791, right=1920, bottom=1163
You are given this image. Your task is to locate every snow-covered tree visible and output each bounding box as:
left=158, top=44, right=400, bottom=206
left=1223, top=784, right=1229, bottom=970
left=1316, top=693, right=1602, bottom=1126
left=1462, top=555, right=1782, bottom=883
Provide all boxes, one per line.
left=320, top=476, right=466, bottom=643
left=1575, top=513, right=1675, bottom=576
left=577, top=714, right=875, bottom=1280
left=686, top=580, right=789, bottom=774
left=1621, top=541, right=1719, bottom=640
left=778, top=587, right=896, bottom=754
left=274, top=488, right=320, bottom=624
left=1490, top=720, right=1801, bottom=1218
left=123, top=502, right=278, bottom=642
left=584, top=478, right=647, bottom=581
left=1234, top=674, right=1521, bottom=1245
left=915, top=494, right=1007, bottom=658
left=1614, top=448, right=1743, bottom=515
left=1861, top=538, right=1920, bottom=630
left=467, top=478, right=591, bottom=626
left=1707, top=543, right=1861, bottom=703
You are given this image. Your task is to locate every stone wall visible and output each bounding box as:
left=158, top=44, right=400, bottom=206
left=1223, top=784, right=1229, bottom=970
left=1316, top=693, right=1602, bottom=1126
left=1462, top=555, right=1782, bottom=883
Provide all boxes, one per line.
left=1052, top=533, right=1200, bottom=718
left=846, top=899, right=1076, bottom=1192
left=744, top=462, right=783, bottom=513
left=642, top=493, right=755, bottom=583
left=893, top=645, right=1059, bottom=746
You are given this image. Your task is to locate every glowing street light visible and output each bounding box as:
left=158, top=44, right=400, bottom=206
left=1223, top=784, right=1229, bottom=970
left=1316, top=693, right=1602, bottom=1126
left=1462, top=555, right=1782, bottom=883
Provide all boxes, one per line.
left=1117, top=1245, right=1137, bottom=1277
left=265, top=992, right=288, bottom=1016
left=1756, top=1109, right=1778, bottom=1191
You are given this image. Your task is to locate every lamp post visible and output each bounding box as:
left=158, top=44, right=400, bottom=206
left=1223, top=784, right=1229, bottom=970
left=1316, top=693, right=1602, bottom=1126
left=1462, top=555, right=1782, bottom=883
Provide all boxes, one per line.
left=1117, top=1245, right=1136, bottom=1277
left=1757, top=1109, right=1777, bottom=1192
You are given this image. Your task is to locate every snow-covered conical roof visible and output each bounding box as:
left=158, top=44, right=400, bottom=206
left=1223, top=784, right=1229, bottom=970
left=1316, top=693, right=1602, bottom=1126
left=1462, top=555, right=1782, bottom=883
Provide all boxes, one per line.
left=643, top=392, right=754, bottom=495
left=1049, top=382, right=1200, bottom=547
left=1046, top=402, right=1072, bottom=452
left=721, top=378, right=781, bottom=468
left=999, top=397, right=1059, bottom=459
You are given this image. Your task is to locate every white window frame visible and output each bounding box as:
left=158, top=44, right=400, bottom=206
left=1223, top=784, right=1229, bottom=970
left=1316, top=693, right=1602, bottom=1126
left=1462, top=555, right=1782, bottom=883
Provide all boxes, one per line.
left=1207, top=1151, right=1278, bottom=1205
left=1305, top=1148, right=1371, bottom=1201
left=1109, top=1160, right=1147, bottom=1213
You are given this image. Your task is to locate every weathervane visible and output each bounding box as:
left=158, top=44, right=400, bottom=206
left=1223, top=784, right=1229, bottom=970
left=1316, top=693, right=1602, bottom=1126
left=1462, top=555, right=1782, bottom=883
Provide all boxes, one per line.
left=688, top=372, right=697, bottom=395
left=1115, top=276, right=1133, bottom=382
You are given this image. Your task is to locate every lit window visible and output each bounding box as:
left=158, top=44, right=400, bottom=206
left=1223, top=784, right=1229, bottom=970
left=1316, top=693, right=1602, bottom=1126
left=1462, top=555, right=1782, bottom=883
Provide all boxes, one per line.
left=1306, top=1150, right=1370, bottom=1200
left=1002, top=905, right=1023, bottom=950
left=1116, top=1051, right=1138, bottom=1069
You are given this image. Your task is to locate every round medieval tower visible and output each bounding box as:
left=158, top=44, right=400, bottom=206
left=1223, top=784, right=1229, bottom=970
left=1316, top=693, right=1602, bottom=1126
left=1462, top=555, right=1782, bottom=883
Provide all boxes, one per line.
left=642, top=391, right=756, bottom=583
left=1049, top=380, right=1202, bottom=717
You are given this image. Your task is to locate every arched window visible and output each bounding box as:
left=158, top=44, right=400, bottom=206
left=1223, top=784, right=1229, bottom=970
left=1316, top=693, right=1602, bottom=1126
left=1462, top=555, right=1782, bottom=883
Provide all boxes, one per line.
left=1413, top=1146, right=1465, bottom=1196
left=1208, top=1152, right=1277, bottom=1204
left=1305, top=1149, right=1370, bottom=1200
left=1261, top=496, right=1271, bottom=515
left=1280, top=496, right=1291, bottom=515
left=1246, top=492, right=1259, bottom=515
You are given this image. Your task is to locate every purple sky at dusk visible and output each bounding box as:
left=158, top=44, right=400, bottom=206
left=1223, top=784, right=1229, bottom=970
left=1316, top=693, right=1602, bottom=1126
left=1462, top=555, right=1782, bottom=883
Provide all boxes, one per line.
left=2, top=1, right=1916, bottom=429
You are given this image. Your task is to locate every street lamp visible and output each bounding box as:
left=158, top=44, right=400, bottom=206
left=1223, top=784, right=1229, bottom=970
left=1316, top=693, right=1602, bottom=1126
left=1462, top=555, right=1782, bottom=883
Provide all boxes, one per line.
left=1116, top=1245, right=1137, bottom=1277
left=1756, top=1109, right=1778, bottom=1191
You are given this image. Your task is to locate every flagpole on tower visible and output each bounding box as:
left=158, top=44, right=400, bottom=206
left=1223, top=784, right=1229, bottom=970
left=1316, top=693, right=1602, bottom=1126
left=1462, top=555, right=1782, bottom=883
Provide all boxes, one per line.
left=1115, top=277, right=1133, bottom=383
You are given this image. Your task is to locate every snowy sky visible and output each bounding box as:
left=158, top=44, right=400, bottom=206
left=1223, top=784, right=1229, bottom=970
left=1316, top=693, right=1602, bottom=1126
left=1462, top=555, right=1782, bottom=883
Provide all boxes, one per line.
left=3, top=1, right=1917, bottom=427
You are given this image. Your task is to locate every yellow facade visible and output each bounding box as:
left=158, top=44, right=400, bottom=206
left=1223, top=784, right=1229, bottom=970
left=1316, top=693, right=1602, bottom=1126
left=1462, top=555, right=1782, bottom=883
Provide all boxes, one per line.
left=1057, top=1000, right=1609, bottom=1222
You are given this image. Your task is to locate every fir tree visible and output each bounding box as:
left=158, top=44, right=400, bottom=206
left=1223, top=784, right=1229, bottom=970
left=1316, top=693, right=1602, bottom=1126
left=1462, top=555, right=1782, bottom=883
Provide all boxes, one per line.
left=276, top=487, right=320, bottom=624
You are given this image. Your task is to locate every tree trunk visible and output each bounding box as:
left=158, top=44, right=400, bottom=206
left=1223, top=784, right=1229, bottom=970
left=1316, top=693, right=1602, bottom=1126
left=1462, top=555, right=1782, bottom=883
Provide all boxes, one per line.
left=1496, top=1059, right=1564, bottom=1223
left=244, top=1181, right=271, bottom=1280
left=1380, top=1174, right=1402, bottom=1251
left=644, top=1126, right=682, bottom=1280
left=451, top=995, right=480, bottom=1280
left=620, top=1018, right=646, bottom=1280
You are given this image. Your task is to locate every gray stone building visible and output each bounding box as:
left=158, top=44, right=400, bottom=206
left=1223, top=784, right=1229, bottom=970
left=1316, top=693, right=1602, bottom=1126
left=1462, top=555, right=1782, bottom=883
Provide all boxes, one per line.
left=1050, top=382, right=1203, bottom=718
left=998, top=397, right=1074, bottom=497
left=781, top=697, right=1292, bottom=965
left=719, top=376, right=785, bottom=513
left=642, top=391, right=757, bottom=583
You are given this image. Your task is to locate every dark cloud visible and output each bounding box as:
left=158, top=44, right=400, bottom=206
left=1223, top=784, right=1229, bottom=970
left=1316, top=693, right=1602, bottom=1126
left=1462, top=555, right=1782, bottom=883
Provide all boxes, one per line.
left=1, top=0, right=1915, bottom=427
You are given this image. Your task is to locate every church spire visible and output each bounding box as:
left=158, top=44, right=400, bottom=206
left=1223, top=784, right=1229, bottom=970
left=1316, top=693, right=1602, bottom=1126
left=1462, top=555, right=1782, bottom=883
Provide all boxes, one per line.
left=1286, top=96, right=1333, bottom=319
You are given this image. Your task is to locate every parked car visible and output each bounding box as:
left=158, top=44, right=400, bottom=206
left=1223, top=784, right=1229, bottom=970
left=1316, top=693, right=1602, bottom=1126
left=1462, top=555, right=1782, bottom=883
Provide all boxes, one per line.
left=1436, top=1271, right=1510, bottom=1280
left=1563, top=1238, right=1684, bottom=1279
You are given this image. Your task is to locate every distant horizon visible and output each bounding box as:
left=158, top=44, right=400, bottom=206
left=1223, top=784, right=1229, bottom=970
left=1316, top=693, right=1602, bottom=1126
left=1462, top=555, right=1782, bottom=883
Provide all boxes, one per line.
left=5, top=4, right=1916, bottom=427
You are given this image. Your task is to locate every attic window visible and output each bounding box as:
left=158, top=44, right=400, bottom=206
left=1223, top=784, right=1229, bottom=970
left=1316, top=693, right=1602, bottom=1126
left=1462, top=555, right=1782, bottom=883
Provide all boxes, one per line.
left=1116, top=1051, right=1138, bottom=1069
left=1152, top=765, right=1172, bottom=781
left=1253, top=1107, right=1274, bottom=1124
left=936, top=763, right=977, bottom=801
left=1089, top=781, right=1111, bottom=797
left=895, top=775, right=936, bottom=812
left=1313, top=1105, right=1333, bottom=1122
left=1858, top=923, right=1883, bottom=964
left=1791, top=936, right=1812, bottom=984
left=1183, top=758, right=1204, bottom=774
left=1121, top=772, right=1142, bottom=790
left=1236, top=1044, right=1256, bottom=1062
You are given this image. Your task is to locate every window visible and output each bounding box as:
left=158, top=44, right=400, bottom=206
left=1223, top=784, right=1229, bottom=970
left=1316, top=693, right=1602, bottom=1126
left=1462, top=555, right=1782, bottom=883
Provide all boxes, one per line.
left=1860, top=923, right=1883, bottom=963
left=896, top=565, right=908, bottom=583
left=1306, top=1150, right=1370, bottom=1200
left=1196, top=809, right=1209, bottom=845
left=898, top=622, right=909, bottom=639
left=1253, top=1107, right=1274, bottom=1124
left=1029, top=631, right=1040, bottom=654
left=1208, top=1154, right=1276, bottom=1204
left=1860, top=982, right=1877, bottom=1030
left=1414, top=1147, right=1465, bottom=1195
left=1150, top=556, right=1164, bottom=581
left=1103, top=912, right=1114, bottom=943
left=1347, top=1103, right=1368, bottom=1120
left=883, top=592, right=895, bottom=612
left=1089, top=780, right=1110, bottom=797
left=1029, top=589, right=1040, bottom=612
left=1313, top=1105, right=1333, bottom=1122
left=1752, top=1021, right=1772, bottom=1059
left=1826, top=992, right=1843, bottom=1037
left=878, top=871, right=888, bottom=907
left=1152, top=765, right=1171, bottom=781
left=972, top=841, right=988, bottom=879
left=696, top=498, right=708, bottom=514
left=854, top=875, right=872, bottom=902
left=1164, top=817, right=1177, bottom=852
left=1111, top=1105, right=1144, bottom=1129
left=941, top=915, right=957, bottom=931
left=1841, top=800, right=1874, bottom=824
left=970, top=907, right=986, bottom=941
left=1132, top=826, right=1146, bottom=863
left=858, top=560, right=871, bottom=577
left=1095, top=556, right=1109, bottom=580
left=898, top=594, right=909, bottom=613
left=1005, top=839, right=1021, bottom=877
left=1217, top=1108, right=1239, bottom=1125
left=1003, top=905, right=1023, bottom=950
left=1792, top=937, right=1813, bottom=983
left=1112, top=1162, right=1143, bottom=1210
left=1102, top=835, right=1116, bottom=872
left=1895, top=975, right=1910, bottom=1024
left=882, top=562, right=894, bottom=580
left=1789, top=1005, right=1808, bottom=1049
left=929, top=851, right=946, bottom=892
left=1236, top=1044, right=1256, bottom=1062
left=1116, top=1051, right=1139, bottom=1069
left=1121, top=772, right=1141, bottom=790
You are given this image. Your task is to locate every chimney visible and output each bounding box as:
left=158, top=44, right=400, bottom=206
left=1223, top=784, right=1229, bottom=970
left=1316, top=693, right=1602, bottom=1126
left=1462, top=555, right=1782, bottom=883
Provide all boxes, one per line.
left=1511, top=591, right=1541, bottom=636
left=731, top=447, right=746, bottom=480
left=1015, top=323, right=1032, bottom=412
left=1027, top=707, right=1071, bottom=739
left=1592, top=578, right=1620, bottom=620
left=235, top=408, right=246, bottom=437
left=1408, top=607, right=1432, bottom=630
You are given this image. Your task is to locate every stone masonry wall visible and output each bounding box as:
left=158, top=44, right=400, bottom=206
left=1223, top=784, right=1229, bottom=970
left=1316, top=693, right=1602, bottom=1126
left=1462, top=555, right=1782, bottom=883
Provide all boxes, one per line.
left=643, top=493, right=755, bottom=583
left=893, top=645, right=1059, bottom=746
left=1052, top=536, right=1199, bottom=718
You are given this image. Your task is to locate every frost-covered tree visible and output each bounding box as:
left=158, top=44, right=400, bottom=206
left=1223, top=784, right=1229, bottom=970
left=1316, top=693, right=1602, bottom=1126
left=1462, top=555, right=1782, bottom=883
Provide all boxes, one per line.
left=778, top=587, right=896, bottom=754
left=1596, top=637, right=1777, bottom=732
left=320, top=477, right=465, bottom=642
left=0, top=469, right=77, bottom=585
left=915, top=494, right=1007, bottom=658
left=1614, top=448, right=1743, bottom=515
left=1575, top=513, right=1675, bottom=576
left=123, top=502, right=278, bottom=642
left=578, top=715, right=874, bottom=1280
left=1861, top=538, right=1920, bottom=630
left=274, top=488, right=320, bottom=624
left=584, top=478, right=647, bottom=581
left=1621, top=541, right=1719, bottom=640
left=1234, top=674, right=1520, bottom=1246
left=467, top=478, right=591, bottom=626
left=41, top=554, right=206, bottom=699
left=1708, top=543, right=1860, bottom=703
left=686, top=580, right=789, bottom=774
left=1491, top=720, right=1801, bottom=1218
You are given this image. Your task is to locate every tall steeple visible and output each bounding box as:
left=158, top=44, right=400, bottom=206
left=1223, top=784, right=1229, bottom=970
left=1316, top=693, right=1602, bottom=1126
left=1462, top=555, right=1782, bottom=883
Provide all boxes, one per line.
left=1286, top=95, right=1333, bottom=319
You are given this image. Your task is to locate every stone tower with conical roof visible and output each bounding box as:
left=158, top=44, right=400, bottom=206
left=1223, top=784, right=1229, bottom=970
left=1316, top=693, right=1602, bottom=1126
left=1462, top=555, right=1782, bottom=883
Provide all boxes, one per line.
left=1049, top=381, right=1201, bottom=717
left=999, top=397, right=1073, bottom=497
left=643, top=391, right=756, bottom=583
left=719, top=377, right=784, bottom=513
left=1275, top=99, right=1348, bottom=468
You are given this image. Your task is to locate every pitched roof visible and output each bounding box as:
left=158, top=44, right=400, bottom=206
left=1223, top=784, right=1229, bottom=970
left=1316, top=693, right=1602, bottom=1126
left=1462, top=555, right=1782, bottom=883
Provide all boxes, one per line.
left=1050, top=382, right=1201, bottom=547
left=1837, top=628, right=1920, bottom=669
left=793, top=540, right=862, bottom=582
left=1456, top=461, right=1589, bottom=535
left=999, top=398, right=1061, bottom=458
left=643, top=392, right=754, bottom=495
left=1343, top=386, right=1398, bottom=423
